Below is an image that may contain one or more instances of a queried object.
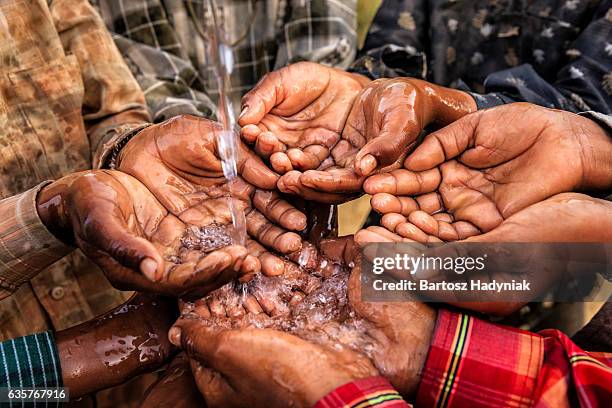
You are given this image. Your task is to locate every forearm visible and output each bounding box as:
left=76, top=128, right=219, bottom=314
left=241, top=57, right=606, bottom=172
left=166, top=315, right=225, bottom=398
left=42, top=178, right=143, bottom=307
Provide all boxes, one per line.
left=407, top=79, right=478, bottom=126
left=56, top=295, right=177, bottom=398
left=0, top=183, right=73, bottom=299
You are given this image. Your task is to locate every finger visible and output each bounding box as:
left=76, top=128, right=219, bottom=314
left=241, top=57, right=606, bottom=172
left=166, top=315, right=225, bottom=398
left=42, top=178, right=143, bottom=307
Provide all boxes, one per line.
left=255, top=131, right=286, bottom=158
left=246, top=209, right=302, bottom=253
left=363, top=168, right=441, bottom=196
left=453, top=221, right=481, bottom=240
left=370, top=193, right=419, bottom=216
left=380, top=213, right=407, bottom=233
left=240, top=254, right=260, bottom=275
left=168, top=245, right=247, bottom=291
left=300, top=168, right=364, bottom=193
left=82, top=210, right=164, bottom=282
left=238, top=141, right=279, bottom=190
left=246, top=239, right=286, bottom=277
left=286, top=147, right=326, bottom=171
left=252, top=190, right=307, bottom=231
left=277, top=171, right=347, bottom=203
left=354, top=226, right=405, bottom=245
left=241, top=124, right=263, bottom=144
left=191, top=362, right=239, bottom=408
left=239, top=71, right=282, bottom=125
left=433, top=213, right=454, bottom=223
left=404, top=113, right=480, bottom=171
left=270, top=152, right=294, bottom=174
left=354, top=105, right=421, bottom=175
left=395, top=221, right=431, bottom=243
left=415, top=192, right=445, bottom=214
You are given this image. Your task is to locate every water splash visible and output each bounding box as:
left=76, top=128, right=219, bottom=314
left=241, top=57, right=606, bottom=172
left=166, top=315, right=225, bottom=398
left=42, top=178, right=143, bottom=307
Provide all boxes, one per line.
left=206, top=0, right=246, bottom=245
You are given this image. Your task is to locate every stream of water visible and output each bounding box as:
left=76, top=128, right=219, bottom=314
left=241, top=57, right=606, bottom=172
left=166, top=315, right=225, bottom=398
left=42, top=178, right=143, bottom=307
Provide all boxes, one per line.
left=206, top=0, right=247, bottom=246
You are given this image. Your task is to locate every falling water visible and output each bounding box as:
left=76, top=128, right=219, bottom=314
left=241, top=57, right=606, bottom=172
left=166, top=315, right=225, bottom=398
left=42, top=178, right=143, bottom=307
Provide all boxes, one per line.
left=206, top=0, right=247, bottom=245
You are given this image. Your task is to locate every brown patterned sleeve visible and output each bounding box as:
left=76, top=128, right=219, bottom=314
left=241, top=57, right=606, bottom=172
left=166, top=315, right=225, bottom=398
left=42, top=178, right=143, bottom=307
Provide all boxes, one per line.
left=49, top=0, right=152, bottom=168
left=0, top=183, right=73, bottom=300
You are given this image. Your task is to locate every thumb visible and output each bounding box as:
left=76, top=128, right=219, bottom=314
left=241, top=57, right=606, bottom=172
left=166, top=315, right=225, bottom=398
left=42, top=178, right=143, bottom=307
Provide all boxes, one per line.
left=354, top=121, right=418, bottom=176
left=239, top=71, right=281, bottom=126
left=170, top=319, right=226, bottom=365
left=238, top=140, right=279, bottom=190
left=404, top=112, right=481, bottom=171
left=80, top=210, right=164, bottom=282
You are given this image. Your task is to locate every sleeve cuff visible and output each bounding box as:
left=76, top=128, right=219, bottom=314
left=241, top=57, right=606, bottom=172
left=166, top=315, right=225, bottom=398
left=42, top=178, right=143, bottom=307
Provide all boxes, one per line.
left=469, top=92, right=517, bottom=110
left=416, top=310, right=544, bottom=408
left=0, top=331, right=63, bottom=388
left=92, top=122, right=151, bottom=169
left=314, top=377, right=409, bottom=408
left=0, top=182, right=73, bottom=298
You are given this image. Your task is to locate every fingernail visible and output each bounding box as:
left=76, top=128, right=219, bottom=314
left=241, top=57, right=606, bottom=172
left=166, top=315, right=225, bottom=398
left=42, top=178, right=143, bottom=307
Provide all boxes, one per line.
left=359, top=155, right=377, bottom=176
left=238, top=106, right=248, bottom=120
left=168, top=326, right=182, bottom=347
left=140, top=258, right=158, bottom=281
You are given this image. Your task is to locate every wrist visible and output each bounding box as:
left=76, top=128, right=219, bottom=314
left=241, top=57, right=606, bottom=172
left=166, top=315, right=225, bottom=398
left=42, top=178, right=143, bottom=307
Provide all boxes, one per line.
left=408, top=79, right=477, bottom=127
left=36, top=176, right=75, bottom=245
left=573, top=114, right=612, bottom=191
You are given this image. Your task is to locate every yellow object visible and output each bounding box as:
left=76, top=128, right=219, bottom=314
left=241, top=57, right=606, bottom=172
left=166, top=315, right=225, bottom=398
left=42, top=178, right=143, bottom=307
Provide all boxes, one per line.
left=357, top=0, right=383, bottom=48
left=338, top=194, right=372, bottom=236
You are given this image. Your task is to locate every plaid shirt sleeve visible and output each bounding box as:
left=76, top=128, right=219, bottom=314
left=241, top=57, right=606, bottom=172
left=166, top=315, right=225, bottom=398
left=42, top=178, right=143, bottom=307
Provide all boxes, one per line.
left=314, top=377, right=411, bottom=408
left=318, top=309, right=612, bottom=408
left=0, top=183, right=73, bottom=300
left=415, top=309, right=612, bottom=408
left=0, top=331, right=63, bottom=397
left=50, top=0, right=151, bottom=168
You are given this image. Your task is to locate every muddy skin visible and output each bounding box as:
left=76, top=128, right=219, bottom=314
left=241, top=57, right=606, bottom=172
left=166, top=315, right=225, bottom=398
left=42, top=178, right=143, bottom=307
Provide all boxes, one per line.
left=181, top=242, right=378, bottom=360
left=139, top=353, right=205, bottom=408
left=56, top=295, right=177, bottom=399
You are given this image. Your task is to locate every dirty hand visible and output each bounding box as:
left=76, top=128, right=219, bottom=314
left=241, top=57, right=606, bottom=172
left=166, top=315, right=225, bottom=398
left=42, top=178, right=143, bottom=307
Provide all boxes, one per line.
left=365, top=103, right=612, bottom=240
left=283, top=77, right=477, bottom=202
left=169, top=319, right=378, bottom=408
left=37, top=170, right=247, bottom=297
left=117, top=115, right=308, bottom=280
left=239, top=61, right=370, bottom=203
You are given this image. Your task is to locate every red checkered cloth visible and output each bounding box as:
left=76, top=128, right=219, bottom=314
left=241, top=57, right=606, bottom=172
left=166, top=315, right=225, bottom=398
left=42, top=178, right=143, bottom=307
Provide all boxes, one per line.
left=315, top=310, right=612, bottom=407
left=314, top=376, right=410, bottom=408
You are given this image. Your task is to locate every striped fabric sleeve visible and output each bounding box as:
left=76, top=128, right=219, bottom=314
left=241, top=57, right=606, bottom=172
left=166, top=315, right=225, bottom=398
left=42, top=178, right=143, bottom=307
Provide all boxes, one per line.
left=0, top=183, right=73, bottom=299
left=415, top=310, right=612, bottom=408
left=314, top=377, right=410, bottom=408
left=0, top=331, right=63, bottom=390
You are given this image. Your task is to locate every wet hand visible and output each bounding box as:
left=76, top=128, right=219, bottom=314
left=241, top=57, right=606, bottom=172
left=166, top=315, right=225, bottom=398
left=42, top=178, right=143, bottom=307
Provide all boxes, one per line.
left=239, top=62, right=370, bottom=203
left=169, top=320, right=377, bottom=408
left=276, top=77, right=476, bottom=203
left=346, top=261, right=436, bottom=396
left=37, top=170, right=248, bottom=297
left=117, top=115, right=308, bottom=279
left=365, top=103, right=612, bottom=239
left=355, top=193, right=612, bottom=315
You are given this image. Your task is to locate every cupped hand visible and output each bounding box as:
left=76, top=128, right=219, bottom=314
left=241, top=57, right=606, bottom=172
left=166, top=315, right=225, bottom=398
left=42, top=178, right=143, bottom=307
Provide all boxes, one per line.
left=285, top=78, right=477, bottom=202
left=346, top=262, right=436, bottom=396
left=37, top=170, right=248, bottom=297
left=365, top=103, right=612, bottom=238
left=117, top=115, right=308, bottom=278
left=238, top=62, right=370, bottom=203
left=169, top=321, right=377, bottom=408
left=355, top=193, right=612, bottom=315
left=239, top=61, right=370, bottom=173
